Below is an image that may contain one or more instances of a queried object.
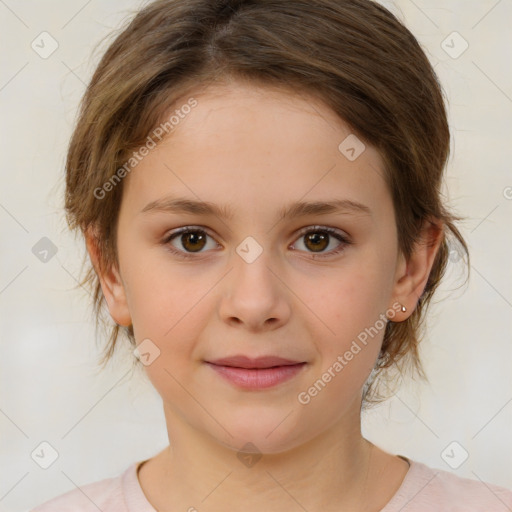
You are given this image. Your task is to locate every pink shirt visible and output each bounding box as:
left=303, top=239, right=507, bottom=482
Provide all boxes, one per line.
left=31, top=456, right=512, bottom=511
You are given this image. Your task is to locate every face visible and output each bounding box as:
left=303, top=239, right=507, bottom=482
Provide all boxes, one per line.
left=95, top=81, right=417, bottom=454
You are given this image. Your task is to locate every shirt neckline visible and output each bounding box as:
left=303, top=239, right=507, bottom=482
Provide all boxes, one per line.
left=123, top=454, right=424, bottom=512
left=121, top=459, right=157, bottom=512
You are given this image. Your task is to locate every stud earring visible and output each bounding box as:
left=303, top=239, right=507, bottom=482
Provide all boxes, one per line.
left=401, top=304, right=407, bottom=312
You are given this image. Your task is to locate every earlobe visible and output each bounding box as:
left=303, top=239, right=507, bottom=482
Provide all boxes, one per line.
left=391, top=219, right=444, bottom=318
left=85, top=228, right=132, bottom=327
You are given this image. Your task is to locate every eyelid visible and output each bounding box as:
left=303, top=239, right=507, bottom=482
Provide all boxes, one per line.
left=164, top=225, right=215, bottom=239
left=294, top=225, right=350, bottom=242
left=163, top=224, right=350, bottom=242
left=290, top=225, right=351, bottom=258
left=162, top=225, right=220, bottom=248
left=163, top=224, right=351, bottom=259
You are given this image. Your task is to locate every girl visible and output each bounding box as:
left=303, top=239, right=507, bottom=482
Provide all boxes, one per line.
left=31, top=0, right=512, bottom=510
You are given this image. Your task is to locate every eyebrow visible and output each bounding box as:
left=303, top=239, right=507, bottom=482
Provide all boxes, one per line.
left=140, top=196, right=372, bottom=220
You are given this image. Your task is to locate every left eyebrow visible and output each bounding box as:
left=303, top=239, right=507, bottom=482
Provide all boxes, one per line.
left=278, top=198, right=372, bottom=220
left=140, top=195, right=372, bottom=220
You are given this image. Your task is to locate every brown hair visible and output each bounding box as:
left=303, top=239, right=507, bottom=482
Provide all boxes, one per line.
left=65, top=0, right=469, bottom=407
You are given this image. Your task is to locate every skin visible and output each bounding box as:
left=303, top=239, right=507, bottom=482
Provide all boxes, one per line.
left=86, top=80, right=442, bottom=511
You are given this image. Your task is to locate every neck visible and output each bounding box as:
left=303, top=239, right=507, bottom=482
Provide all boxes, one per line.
left=144, top=401, right=381, bottom=512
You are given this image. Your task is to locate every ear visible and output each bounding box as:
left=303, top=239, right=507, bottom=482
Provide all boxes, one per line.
left=85, top=227, right=132, bottom=327
left=390, top=218, right=444, bottom=320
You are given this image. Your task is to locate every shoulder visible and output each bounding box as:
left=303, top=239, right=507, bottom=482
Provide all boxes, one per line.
left=30, top=464, right=134, bottom=512
left=384, top=458, right=512, bottom=511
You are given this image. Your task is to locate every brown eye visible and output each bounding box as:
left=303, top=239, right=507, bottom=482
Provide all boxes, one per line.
left=291, top=226, right=350, bottom=258
left=303, top=231, right=330, bottom=252
left=180, top=231, right=207, bottom=252
left=164, top=227, right=218, bottom=257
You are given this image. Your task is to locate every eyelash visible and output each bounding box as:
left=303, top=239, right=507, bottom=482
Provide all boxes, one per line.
left=162, top=225, right=351, bottom=260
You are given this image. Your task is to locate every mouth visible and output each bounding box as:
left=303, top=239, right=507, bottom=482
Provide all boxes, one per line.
left=204, top=355, right=307, bottom=389
left=206, top=355, right=305, bottom=369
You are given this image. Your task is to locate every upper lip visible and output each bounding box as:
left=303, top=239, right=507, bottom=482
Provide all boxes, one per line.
left=206, top=355, right=305, bottom=369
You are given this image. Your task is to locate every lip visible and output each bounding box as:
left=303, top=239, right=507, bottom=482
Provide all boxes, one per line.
left=206, top=355, right=303, bottom=369
left=204, top=356, right=307, bottom=390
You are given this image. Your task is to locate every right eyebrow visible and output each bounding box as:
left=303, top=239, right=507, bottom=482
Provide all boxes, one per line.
left=140, top=196, right=236, bottom=219
left=140, top=195, right=372, bottom=220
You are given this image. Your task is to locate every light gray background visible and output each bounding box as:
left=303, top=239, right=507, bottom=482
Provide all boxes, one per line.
left=1, top=1, right=511, bottom=511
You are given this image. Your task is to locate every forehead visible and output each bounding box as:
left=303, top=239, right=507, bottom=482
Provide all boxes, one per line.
left=120, top=81, right=390, bottom=222
left=167, top=81, right=353, bottom=144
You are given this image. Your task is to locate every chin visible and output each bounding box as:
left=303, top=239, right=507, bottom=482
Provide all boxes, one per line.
left=210, top=411, right=311, bottom=456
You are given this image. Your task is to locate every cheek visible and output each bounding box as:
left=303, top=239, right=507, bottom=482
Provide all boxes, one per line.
left=125, top=249, right=216, bottom=339
left=317, top=261, right=391, bottom=334
left=122, top=243, right=203, bottom=333
left=301, top=288, right=385, bottom=412
left=304, top=257, right=392, bottom=384
left=132, top=300, right=210, bottom=403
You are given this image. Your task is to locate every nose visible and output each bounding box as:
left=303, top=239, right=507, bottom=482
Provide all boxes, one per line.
left=217, top=247, right=291, bottom=332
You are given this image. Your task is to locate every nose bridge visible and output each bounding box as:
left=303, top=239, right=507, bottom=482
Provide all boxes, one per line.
left=218, top=233, right=291, bottom=329
left=231, top=233, right=279, bottom=294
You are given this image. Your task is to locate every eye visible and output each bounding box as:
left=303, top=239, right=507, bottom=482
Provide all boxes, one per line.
left=291, top=226, right=351, bottom=258
left=163, top=227, right=219, bottom=259
left=162, top=225, right=351, bottom=260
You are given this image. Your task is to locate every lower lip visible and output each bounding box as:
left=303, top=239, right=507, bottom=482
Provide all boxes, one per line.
left=205, top=362, right=306, bottom=390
